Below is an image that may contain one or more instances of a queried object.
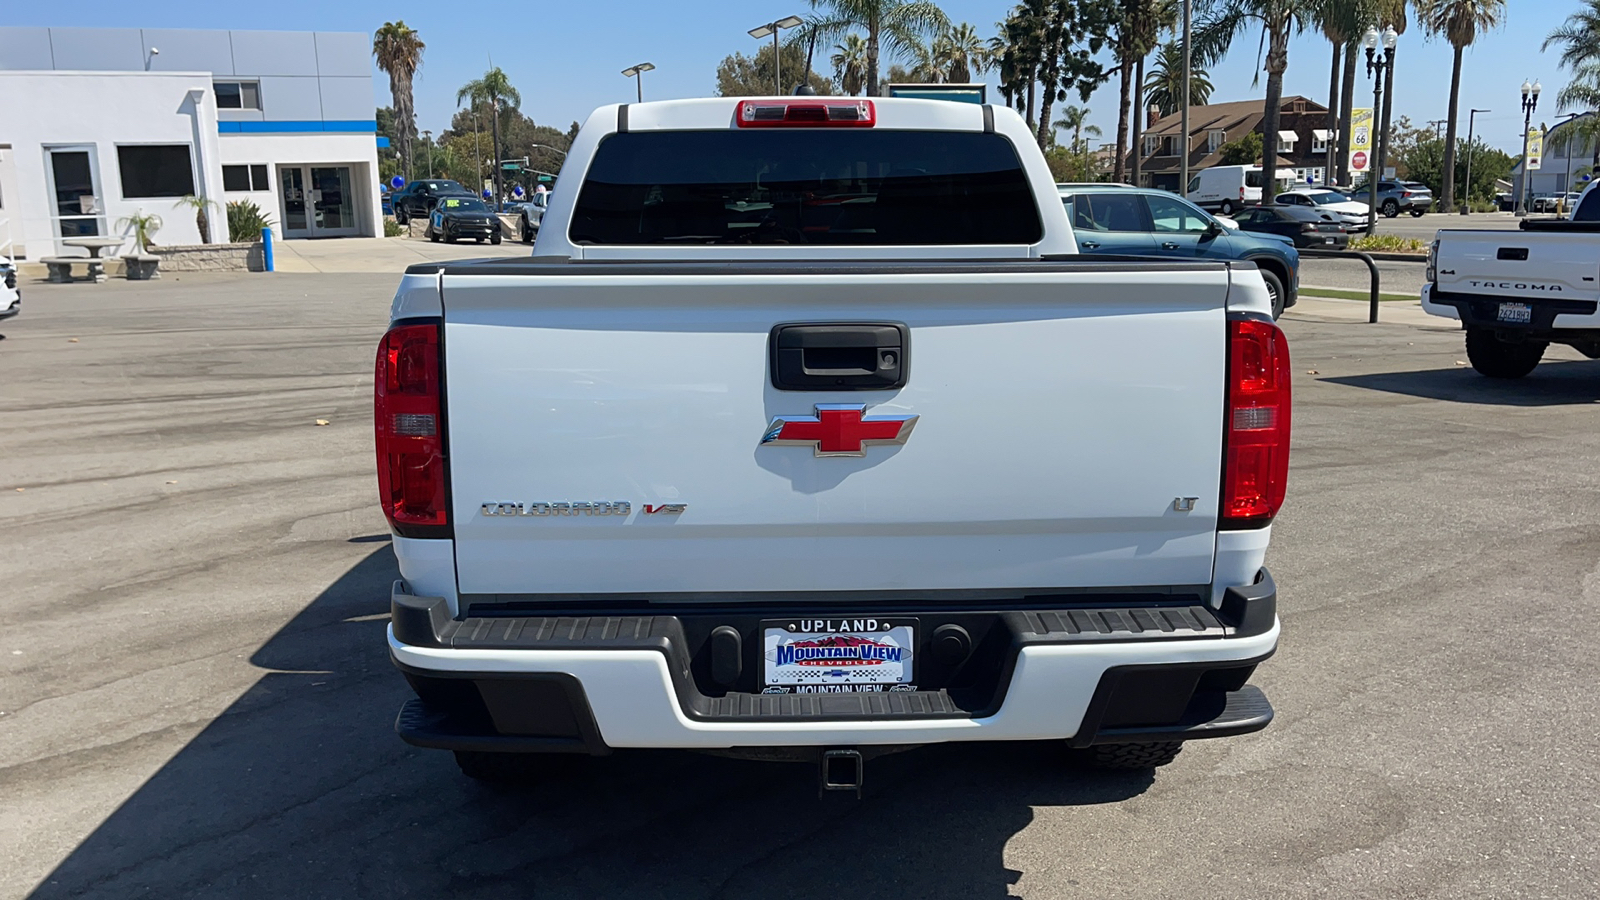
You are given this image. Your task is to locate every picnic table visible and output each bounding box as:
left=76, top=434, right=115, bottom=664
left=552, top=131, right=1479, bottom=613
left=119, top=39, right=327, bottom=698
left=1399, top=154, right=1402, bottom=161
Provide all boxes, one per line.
left=61, top=236, right=128, bottom=259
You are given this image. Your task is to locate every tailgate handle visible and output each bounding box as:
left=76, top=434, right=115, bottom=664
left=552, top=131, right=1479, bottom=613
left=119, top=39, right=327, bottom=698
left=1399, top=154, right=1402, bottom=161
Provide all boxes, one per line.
left=770, top=323, right=909, bottom=391
left=1497, top=247, right=1529, bottom=261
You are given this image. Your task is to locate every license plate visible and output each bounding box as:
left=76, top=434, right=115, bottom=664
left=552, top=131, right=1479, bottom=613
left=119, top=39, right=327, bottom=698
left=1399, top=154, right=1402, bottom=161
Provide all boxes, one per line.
left=762, top=617, right=916, bottom=693
left=1498, top=302, right=1532, bottom=324
left=1324, top=237, right=1336, bottom=244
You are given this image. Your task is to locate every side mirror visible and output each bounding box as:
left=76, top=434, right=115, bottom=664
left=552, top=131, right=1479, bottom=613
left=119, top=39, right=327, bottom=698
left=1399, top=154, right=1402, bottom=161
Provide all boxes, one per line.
left=1204, top=219, right=1224, bottom=237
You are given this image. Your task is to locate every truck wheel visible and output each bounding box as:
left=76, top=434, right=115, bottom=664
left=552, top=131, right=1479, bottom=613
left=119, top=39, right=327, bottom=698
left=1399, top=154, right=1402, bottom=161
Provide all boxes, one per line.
left=1465, top=328, right=1546, bottom=379
left=1258, top=269, right=1286, bottom=320
left=395, top=210, right=408, bottom=226
left=428, top=228, right=440, bottom=243
left=491, top=232, right=502, bottom=245
left=1074, top=742, right=1184, bottom=770
left=521, top=221, right=534, bottom=243
left=1219, top=200, right=1235, bottom=215
left=1382, top=199, right=1399, bottom=218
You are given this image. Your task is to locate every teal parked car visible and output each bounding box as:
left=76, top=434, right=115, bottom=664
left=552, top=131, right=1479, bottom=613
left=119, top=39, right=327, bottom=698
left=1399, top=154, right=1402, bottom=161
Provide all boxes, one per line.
left=1058, top=185, right=1300, bottom=319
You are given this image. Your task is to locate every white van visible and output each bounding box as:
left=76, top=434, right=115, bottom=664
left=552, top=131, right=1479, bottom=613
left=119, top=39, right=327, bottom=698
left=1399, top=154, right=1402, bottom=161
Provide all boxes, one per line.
left=1187, top=165, right=1295, bottom=215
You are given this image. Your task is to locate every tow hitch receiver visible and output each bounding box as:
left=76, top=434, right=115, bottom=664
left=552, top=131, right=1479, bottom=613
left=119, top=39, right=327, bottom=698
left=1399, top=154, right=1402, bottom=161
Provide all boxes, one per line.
left=820, top=748, right=864, bottom=798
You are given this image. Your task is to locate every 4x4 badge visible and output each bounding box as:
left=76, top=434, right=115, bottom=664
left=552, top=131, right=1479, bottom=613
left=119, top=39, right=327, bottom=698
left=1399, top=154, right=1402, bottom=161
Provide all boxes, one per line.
left=760, top=404, right=917, bottom=458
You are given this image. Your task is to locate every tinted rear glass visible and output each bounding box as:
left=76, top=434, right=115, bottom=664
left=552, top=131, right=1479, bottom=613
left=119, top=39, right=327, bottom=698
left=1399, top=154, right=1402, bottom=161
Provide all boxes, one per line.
left=570, top=130, right=1043, bottom=245
left=1245, top=171, right=1264, bottom=188
left=1576, top=190, right=1600, bottom=222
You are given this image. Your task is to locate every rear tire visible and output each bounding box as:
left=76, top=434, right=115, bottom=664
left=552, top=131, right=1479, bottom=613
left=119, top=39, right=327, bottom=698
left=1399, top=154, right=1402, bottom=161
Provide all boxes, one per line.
left=454, top=751, right=539, bottom=785
left=1258, top=269, right=1286, bottom=320
left=1219, top=200, right=1235, bottom=215
left=1465, top=327, right=1546, bottom=379
left=1074, top=741, right=1184, bottom=770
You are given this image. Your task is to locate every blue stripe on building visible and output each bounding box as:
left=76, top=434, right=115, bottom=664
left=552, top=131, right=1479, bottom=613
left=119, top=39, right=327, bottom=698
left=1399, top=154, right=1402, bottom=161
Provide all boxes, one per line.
left=218, top=120, right=378, bottom=134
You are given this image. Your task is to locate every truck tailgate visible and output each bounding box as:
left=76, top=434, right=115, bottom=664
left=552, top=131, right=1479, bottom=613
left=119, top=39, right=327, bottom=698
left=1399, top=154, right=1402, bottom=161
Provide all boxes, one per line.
left=441, top=263, right=1232, bottom=596
left=1434, top=230, right=1600, bottom=305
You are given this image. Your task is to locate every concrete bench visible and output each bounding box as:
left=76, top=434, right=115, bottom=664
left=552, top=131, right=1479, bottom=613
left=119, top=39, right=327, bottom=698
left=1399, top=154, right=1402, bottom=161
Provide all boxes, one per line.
left=121, top=254, right=161, bottom=281
left=42, top=257, right=108, bottom=284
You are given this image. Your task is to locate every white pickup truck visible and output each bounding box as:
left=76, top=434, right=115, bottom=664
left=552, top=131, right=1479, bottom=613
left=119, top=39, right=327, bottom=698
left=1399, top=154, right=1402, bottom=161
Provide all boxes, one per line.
left=378, top=97, right=1289, bottom=790
left=1423, top=181, right=1600, bottom=377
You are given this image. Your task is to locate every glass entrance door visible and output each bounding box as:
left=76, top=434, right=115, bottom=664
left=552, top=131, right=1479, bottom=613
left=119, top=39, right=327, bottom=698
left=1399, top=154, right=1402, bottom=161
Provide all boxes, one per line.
left=309, top=167, right=357, bottom=236
left=47, top=148, right=102, bottom=238
left=278, top=166, right=357, bottom=237
left=280, top=167, right=308, bottom=236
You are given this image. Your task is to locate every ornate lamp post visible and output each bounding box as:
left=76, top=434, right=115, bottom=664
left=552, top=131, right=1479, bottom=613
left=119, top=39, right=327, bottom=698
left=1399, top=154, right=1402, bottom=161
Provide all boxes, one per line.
left=1363, top=25, right=1398, bottom=234
left=1515, top=79, right=1541, bottom=216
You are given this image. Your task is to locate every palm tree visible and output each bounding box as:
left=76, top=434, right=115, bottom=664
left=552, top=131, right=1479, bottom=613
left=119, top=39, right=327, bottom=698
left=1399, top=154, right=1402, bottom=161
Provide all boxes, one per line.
left=904, top=37, right=944, bottom=82
left=1314, top=0, right=1368, bottom=185
left=1053, top=105, right=1103, bottom=152
left=1543, top=0, right=1600, bottom=72
left=456, top=67, right=521, bottom=207
left=832, top=34, right=870, bottom=95
left=1194, top=0, right=1321, bottom=200
left=1419, top=0, right=1504, bottom=212
left=992, top=2, right=1048, bottom=127
left=1143, top=40, right=1211, bottom=116
left=1112, top=0, right=1165, bottom=184
left=808, top=0, right=950, bottom=97
left=939, top=22, right=990, bottom=83
left=373, top=22, right=425, bottom=183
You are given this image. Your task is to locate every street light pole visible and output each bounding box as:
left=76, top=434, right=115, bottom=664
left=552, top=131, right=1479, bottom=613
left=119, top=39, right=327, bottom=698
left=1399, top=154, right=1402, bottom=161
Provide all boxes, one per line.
left=1461, top=108, right=1488, bottom=215
left=421, top=130, right=433, bottom=179
left=621, top=62, right=656, bottom=103
left=1363, top=25, right=1397, bottom=234
left=749, top=16, right=804, bottom=95
left=1516, top=79, right=1541, bottom=216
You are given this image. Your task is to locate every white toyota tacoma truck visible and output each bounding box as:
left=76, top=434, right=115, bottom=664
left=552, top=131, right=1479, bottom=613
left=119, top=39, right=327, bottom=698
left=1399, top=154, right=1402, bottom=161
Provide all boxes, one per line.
left=1424, top=181, right=1600, bottom=377
left=378, top=97, right=1289, bottom=790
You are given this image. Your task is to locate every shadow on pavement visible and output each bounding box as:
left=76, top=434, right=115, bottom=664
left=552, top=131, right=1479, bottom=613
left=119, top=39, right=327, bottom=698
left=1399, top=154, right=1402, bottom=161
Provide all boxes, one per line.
left=1324, top=359, right=1600, bottom=406
left=31, top=548, right=1154, bottom=899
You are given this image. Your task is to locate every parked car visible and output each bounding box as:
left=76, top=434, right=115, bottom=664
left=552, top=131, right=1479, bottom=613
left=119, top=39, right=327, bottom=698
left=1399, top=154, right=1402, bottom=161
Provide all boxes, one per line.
left=1059, top=185, right=1300, bottom=318
left=427, top=195, right=504, bottom=244
left=0, top=262, right=19, bottom=322
left=1275, top=188, right=1370, bottom=231
left=1496, top=191, right=1516, bottom=211
left=1531, top=192, right=1581, bottom=214
left=392, top=179, right=475, bottom=225
left=1229, top=204, right=1349, bottom=250
left=1185, top=164, right=1296, bottom=215
left=510, top=191, right=552, bottom=243
left=1360, top=180, right=1433, bottom=217
left=381, top=191, right=394, bottom=217
left=390, top=97, right=1287, bottom=786
left=1423, top=180, right=1600, bottom=377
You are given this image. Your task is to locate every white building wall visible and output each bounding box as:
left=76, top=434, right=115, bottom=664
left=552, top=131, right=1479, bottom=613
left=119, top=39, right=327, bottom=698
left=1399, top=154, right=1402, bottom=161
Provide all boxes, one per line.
left=218, top=134, right=380, bottom=238
left=0, top=71, right=223, bottom=259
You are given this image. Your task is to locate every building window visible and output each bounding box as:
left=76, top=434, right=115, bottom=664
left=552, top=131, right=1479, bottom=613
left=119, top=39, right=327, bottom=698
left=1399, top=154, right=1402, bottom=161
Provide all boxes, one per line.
left=214, top=81, right=262, bottom=110
left=117, top=145, right=195, bottom=198
left=1312, top=129, right=1331, bottom=153
left=223, top=164, right=271, bottom=192
left=1208, top=130, right=1226, bottom=152
left=1278, top=130, right=1298, bottom=150
left=1143, top=135, right=1159, bottom=157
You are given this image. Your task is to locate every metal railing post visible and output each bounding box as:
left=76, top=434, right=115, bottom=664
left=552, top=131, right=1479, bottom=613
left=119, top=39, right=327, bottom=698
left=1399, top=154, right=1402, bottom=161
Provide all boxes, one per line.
left=1295, top=248, right=1383, bottom=323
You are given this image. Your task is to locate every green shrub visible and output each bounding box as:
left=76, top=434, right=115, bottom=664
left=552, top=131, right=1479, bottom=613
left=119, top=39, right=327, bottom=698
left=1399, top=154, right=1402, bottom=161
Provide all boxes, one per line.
left=226, top=200, right=274, bottom=243
left=384, top=218, right=405, bottom=237
left=1350, top=234, right=1428, bottom=254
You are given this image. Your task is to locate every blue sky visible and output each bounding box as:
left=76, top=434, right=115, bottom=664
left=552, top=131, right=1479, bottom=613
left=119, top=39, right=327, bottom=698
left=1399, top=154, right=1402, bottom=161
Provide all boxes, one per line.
left=14, top=1, right=1584, bottom=154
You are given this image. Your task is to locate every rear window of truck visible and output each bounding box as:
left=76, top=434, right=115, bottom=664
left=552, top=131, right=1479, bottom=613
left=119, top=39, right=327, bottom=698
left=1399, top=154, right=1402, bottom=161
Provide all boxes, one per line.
left=569, top=130, right=1043, bottom=245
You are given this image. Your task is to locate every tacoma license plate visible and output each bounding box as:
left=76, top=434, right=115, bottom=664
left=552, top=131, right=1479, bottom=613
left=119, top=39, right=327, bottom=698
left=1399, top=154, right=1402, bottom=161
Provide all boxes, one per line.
left=1498, top=302, right=1533, bottom=324
left=762, top=618, right=916, bottom=693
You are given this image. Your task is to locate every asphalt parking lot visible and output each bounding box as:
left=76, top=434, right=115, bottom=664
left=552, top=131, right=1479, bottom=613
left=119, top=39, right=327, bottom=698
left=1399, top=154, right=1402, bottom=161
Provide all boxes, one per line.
left=3, top=273, right=1599, bottom=899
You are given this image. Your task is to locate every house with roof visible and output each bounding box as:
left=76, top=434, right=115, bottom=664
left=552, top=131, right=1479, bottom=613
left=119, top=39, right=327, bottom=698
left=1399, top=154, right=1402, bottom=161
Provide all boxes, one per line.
left=1130, top=96, right=1341, bottom=193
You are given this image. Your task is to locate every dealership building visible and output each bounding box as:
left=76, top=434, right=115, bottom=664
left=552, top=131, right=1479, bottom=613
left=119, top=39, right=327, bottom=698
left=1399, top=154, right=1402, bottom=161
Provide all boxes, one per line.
left=0, top=26, right=384, bottom=259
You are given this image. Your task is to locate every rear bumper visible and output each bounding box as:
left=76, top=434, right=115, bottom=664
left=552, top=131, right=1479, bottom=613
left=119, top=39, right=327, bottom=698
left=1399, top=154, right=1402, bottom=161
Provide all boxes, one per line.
left=1424, top=284, right=1600, bottom=338
left=389, top=573, right=1280, bottom=752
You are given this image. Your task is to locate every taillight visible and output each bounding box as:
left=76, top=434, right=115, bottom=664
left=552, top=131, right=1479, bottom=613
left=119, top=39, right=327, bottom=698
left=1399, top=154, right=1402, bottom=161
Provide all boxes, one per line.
left=737, top=99, right=875, bottom=127
left=375, top=320, right=450, bottom=537
left=1301, top=222, right=1319, bottom=232
left=1222, top=317, right=1291, bottom=529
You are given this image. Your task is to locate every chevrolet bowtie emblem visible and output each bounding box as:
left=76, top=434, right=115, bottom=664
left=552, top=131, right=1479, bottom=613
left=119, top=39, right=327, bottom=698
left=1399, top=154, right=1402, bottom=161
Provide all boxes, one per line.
left=760, top=404, right=918, bottom=457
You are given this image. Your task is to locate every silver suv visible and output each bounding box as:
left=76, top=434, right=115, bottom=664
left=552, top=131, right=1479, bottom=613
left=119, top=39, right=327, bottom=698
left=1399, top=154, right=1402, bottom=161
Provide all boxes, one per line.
left=1365, top=180, right=1433, bottom=218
